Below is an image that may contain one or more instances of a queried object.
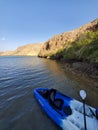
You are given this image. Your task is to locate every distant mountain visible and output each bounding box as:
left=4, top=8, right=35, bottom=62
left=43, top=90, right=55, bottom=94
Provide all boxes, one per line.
left=38, top=18, right=98, bottom=63
left=0, top=43, right=43, bottom=56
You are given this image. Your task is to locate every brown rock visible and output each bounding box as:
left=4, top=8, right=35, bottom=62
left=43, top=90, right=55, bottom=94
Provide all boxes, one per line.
left=38, top=18, right=98, bottom=58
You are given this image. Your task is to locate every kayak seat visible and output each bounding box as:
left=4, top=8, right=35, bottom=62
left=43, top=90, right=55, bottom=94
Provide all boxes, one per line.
left=48, top=89, right=64, bottom=110
left=48, top=89, right=56, bottom=106
left=53, top=98, right=64, bottom=110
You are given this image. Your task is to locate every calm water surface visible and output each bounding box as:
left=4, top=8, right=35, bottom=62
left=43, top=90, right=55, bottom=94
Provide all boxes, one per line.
left=0, top=56, right=98, bottom=130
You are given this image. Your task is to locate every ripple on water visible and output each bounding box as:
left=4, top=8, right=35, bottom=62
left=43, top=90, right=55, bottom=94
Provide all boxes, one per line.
left=0, top=56, right=98, bottom=130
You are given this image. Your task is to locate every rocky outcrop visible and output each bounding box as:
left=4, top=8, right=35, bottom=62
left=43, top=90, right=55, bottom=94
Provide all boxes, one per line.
left=0, top=43, right=43, bottom=56
left=38, top=18, right=98, bottom=58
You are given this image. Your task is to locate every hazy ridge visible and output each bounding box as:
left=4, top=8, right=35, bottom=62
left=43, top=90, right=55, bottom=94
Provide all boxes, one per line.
left=0, top=43, right=43, bottom=56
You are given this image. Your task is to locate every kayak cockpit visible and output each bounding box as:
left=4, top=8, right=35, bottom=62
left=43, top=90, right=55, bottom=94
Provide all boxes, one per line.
left=37, top=88, right=72, bottom=117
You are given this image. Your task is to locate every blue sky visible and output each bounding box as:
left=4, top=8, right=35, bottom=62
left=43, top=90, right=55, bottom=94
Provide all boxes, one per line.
left=0, top=0, right=98, bottom=51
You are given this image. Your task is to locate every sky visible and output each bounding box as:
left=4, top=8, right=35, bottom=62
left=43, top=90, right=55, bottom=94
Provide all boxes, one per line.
left=0, top=0, right=98, bottom=52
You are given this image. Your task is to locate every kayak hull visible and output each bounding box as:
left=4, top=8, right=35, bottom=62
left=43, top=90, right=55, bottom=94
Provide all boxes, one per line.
left=33, top=88, right=98, bottom=130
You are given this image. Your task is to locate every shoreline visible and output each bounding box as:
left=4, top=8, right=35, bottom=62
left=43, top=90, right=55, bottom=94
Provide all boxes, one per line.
left=61, top=60, right=98, bottom=87
left=39, top=56, right=98, bottom=86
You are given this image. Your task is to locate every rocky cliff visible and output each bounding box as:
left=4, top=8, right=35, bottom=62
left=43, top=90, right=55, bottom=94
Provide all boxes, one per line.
left=38, top=18, right=98, bottom=79
left=0, top=43, right=43, bottom=56
left=38, top=18, right=98, bottom=59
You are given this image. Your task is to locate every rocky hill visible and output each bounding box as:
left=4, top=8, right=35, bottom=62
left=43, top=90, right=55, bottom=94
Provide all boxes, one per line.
left=38, top=18, right=98, bottom=79
left=0, top=43, right=43, bottom=56
left=38, top=18, right=98, bottom=61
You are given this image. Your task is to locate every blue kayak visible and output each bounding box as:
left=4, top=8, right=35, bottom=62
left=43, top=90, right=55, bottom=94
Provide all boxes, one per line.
left=33, top=88, right=98, bottom=130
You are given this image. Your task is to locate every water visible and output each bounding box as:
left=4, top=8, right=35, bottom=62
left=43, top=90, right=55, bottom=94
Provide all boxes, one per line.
left=0, top=56, right=98, bottom=130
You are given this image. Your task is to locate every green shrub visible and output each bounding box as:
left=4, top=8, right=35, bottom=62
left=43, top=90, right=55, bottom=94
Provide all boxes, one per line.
left=52, top=30, right=98, bottom=63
